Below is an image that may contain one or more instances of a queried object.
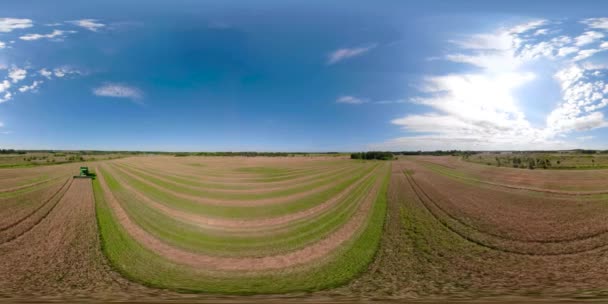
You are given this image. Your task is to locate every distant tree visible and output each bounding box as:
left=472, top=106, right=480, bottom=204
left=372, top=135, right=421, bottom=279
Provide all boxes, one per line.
left=528, top=159, right=535, bottom=170
left=351, top=151, right=393, bottom=160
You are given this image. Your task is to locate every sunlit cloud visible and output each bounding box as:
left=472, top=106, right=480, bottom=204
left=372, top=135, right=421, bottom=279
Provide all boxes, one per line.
left=0, top=18, right=32, bottom=33
left=374, top=18, right=608, bottom=151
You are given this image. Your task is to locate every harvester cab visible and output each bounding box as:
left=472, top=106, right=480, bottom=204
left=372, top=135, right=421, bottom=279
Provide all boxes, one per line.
left=74, top=166, right=93, bottom=179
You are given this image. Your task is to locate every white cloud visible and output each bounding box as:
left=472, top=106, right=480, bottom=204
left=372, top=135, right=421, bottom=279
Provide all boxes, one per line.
left=68, top=19, right=104, bottom=32
left=0, top=41, right=5, bottom=49
left=8, top=68, right=26, bottom=83
left=39, top=68, right=53, bottom=79
left=336, top=95, right=366, bottom=104
left=573, top=48, right=604, bottom=61
left=379, top=18, right=608, bottom=150
left=574, top=31, right=604, bottom=46
left=0, top=18, right=32, bottom=33
left=53, top=66, right=82, bottom=78
left=582, top=18, right=608, bottom=30
left=0, top=80, right=10, bottom=93
left=18, top=80, right=42, bottom=93
left=327, top=44, right=377, bottom=65
left=93, top=83, right=142, bottom=100
left=0, top=92, right=12, bottom=103
left=19, top=29, right=74, bottom=41
left=557, top=46, right=578, bottom=57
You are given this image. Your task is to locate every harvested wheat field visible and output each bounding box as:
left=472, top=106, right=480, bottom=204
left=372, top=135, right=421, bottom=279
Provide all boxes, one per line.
left=325, top=156, right=608, bottom=300
left=93, top=156, right=390, bottom=294
left=6, top=155, right=608, bottom=302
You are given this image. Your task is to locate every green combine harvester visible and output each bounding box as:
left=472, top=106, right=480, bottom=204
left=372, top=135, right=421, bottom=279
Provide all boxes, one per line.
left=74, top=166, right=93, bottom=179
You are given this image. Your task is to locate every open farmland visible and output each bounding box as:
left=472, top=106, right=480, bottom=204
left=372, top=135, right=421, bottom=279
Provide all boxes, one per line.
left=326, top=156, right=608, bottom=300
left=465, top=151, right=608, bottom=169
left=6, top=154, right=608, bottom=301
left=93, top=156, right=390, bottom=294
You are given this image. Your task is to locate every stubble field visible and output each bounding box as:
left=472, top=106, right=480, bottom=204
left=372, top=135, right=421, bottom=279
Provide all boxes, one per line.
left=2, top=154, right=608, bottom=301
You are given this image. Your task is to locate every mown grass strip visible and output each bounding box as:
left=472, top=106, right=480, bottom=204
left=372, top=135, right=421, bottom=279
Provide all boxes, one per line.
left=106, top=163, right=377, bottom=219
left=101, top=166, right=379, bottom=257
left=123, top=161, right=349, bottom=185
left=93, top=162, right=391, bottom=294
left=118, top=162, right=353, bottom=191
left=116, top=162, right=364, bottom=201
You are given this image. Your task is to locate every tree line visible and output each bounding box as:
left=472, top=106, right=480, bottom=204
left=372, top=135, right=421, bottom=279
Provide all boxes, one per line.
left=350, top=151, right=394, bottom=160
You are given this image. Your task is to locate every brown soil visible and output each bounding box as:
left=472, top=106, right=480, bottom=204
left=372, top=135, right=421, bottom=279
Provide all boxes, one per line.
left=104, top=163, right=381, bottom=232
left=96, top=164, right=382, bottom=271
left=0, top=178, right=72, bottom=243
left=328, top=160, right=608, bottom=300
left=111, top=162, right=370, bottom=207
left=0, top=178, right=68, bottom=228
left=402, top=160, right=608, bottom=244
left=118, top=161, right=354, bottom=194
left=418, top=156, right=608, bottom=192
left=0, top=178, right=165, bottom=301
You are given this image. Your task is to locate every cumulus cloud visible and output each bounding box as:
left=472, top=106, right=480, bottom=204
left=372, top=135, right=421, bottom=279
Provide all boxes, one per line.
left=39, top=68, right=53, bottom=79
left=53, top=66, right=83, bottom=78
left=582, top=18, right=608, bottom=30
left=336, top=95, right=367, bottom=104
left=375, top=18, right=608, bottom=151
left=8, top=68, right=26, bottom=83
left=18, top=81, right=42, bottom=93
left=93, top=83, right=142, bottom=100
left=19, top=29, right=74, bottom=41
left=68, top=19, right=104, bottom=32
left=327, top=44, right=377, bottom=65
left=0, top=80, right=10, bottom=93
left=0, top=16, right=95, bottom=104
left=0, top=92, right=12, bottom=103
left=574, top=31, right=604, bottom=46
left=0, top=18, right=32, bottom=32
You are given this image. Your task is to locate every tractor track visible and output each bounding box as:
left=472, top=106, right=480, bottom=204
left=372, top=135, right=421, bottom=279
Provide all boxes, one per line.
left=418, top=159, right=608, bottom=196
left=0, top=176, right=65, bottom=194
left=403, top=169, right=608, bottom=257
left=0, top=178, right=73, bottom=244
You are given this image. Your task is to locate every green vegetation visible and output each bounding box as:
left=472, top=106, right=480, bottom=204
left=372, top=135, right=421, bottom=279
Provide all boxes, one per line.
left=100, top=167, right=380, bottom=256
left=102, top=163, right=377, bottom=218
left=350, top=151, right=394, bottom=160
left=0, top=151, right=126, bottom=168
left=93, top=162, right=391, bottom=294
left=114, top=163, right=366, bottom=201
left=465, top=152, right=608, bottom=170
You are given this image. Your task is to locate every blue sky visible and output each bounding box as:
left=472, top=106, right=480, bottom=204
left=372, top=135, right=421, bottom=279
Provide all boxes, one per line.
left=2, top=0, right=608, bottom=151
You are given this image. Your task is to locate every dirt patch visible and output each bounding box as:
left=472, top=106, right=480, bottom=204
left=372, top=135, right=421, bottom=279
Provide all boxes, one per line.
left=0, top=179, right=169, bottom=300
